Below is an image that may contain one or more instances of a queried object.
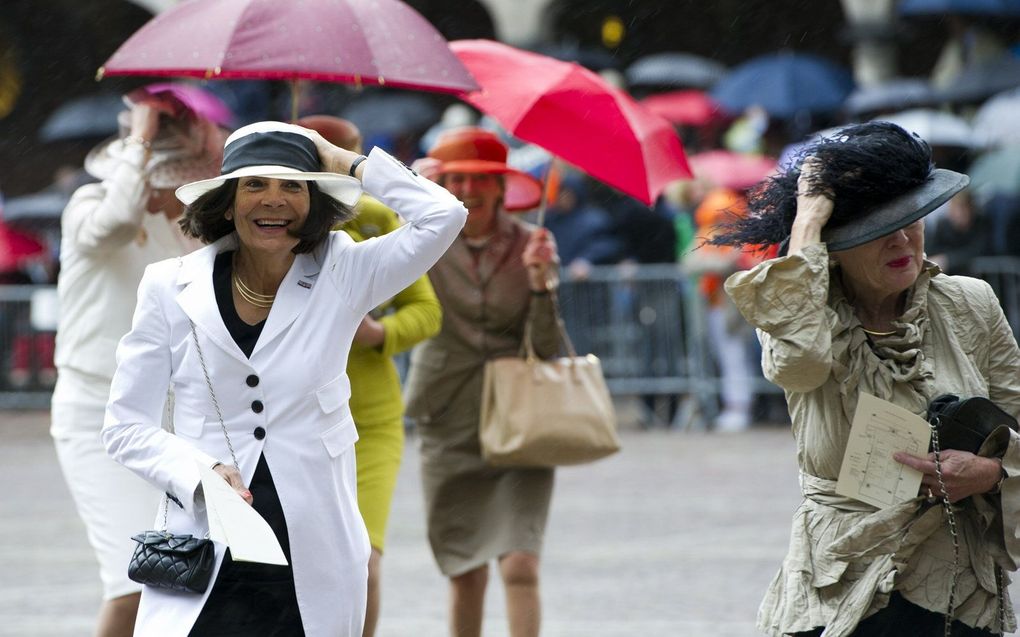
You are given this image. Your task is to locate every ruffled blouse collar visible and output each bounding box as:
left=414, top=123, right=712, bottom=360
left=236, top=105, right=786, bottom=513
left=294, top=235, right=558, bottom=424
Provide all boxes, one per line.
left=828, top=261, right=940, bottom=423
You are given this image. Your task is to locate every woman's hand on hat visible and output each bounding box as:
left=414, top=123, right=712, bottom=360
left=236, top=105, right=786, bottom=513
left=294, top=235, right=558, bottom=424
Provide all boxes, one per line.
left=127, top=102, right=168, bottom=149
left=305, top=129, right=364, bottom=179
left=213, top=462, right=254, bottom=506
left=523, top=228, right=560, bottom=291
left=788, top=157, right=835, bottom=254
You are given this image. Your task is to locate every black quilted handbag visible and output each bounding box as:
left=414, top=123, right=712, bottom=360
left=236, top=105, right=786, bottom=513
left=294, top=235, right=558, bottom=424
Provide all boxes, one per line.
left=926, top=394, right=1018, bottom=454
left=128, top=530, right=215, bottom=594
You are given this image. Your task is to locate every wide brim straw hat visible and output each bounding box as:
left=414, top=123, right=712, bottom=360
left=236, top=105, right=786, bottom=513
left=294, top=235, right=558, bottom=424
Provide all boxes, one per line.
left=85, top=113, right=228, bottom=190
left=426, top=127, right=543, bottom=212
left=175, top=121, right=362, bottom=207
left=821, top=168, right=969, bottom=251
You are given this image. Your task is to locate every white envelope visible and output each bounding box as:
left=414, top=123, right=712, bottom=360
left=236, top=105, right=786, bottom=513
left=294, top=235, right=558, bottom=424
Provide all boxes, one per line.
left=198, top=462, right=288, bottom=565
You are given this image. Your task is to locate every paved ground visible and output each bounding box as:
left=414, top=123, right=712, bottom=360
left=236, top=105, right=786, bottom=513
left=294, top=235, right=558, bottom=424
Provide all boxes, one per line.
left=1, top=408, right=1016, bottom=636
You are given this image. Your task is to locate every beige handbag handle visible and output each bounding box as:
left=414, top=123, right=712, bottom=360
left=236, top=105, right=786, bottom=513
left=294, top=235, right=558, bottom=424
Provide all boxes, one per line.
left=522, top=287, right=578, bottom=363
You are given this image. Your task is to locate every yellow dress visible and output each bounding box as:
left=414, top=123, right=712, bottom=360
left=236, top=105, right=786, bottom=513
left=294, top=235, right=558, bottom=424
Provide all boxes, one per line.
left=340, top=196, right=441, bottom=551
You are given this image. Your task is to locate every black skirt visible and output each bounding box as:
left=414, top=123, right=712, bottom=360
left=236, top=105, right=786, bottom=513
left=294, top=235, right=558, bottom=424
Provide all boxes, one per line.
left=188, top=454, right=304, bottom=636
left=791, top=592, right=1001, bottom=637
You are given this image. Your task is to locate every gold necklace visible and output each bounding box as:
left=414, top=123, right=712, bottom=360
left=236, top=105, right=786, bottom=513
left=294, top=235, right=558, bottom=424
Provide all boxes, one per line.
left=862, top=327, right=897, bottom=337
left=233, top=272, right=276, bottom=308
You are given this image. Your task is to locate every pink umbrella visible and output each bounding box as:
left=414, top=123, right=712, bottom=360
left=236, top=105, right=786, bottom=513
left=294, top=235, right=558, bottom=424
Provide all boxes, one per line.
left=0, top=219, right=46, bottom=272
left=689, top=150, right=778, bottom=191
left=640, top=90, right=725, bottom=127
left=451, top=39, right=691, bottom=206
left=99, top=0, right=478, bottom=99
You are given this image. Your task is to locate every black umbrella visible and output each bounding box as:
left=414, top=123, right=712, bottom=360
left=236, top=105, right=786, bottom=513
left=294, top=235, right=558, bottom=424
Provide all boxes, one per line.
left=39, top=92, right=124, bottom=142
left=2, top=189, right=69, bottom=231
left=934, top=55, right=1020, bottom=104
left=531, top=42, right=621, bottom=71
left=625, top=53, right=727, bottom=90
left=341, top=93, right=442, bottom=139
left=844, top=78, right=936, bottom=117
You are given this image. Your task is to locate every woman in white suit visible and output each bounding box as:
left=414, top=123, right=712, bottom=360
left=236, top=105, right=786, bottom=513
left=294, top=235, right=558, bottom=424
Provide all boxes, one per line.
left=102, top=121, right=467, bottom=636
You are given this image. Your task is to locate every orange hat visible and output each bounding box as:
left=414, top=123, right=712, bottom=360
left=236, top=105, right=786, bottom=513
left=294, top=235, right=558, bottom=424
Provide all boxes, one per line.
left=427, top=127, right=543, bottom=212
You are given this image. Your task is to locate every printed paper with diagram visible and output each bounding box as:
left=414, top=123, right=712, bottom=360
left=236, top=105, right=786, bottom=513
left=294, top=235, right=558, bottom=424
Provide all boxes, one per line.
left=835, top=392, right=929, bottom=509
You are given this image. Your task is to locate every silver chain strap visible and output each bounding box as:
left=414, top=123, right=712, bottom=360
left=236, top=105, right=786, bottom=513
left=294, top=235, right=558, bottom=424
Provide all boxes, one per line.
left=929, top=418, right=1007, bottom=636
left=929, top=419, right=960, bottom=637
left=158, top=321, right=240, bottom=533
left=189, top=320, right=239, bottom=470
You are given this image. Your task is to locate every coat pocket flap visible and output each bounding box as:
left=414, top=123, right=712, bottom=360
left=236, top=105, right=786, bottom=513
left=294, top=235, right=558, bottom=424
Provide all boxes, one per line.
left=320, top=419, right=359, bottom=458
left=315, top=374, right=352, bottom=414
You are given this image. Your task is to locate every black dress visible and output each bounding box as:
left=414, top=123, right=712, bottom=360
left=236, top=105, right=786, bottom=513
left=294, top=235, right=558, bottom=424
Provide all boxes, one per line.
left=189, top=251, right=305, bottom=636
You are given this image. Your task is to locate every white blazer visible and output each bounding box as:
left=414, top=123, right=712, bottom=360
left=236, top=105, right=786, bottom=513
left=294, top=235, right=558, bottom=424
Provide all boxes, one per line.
left=103, top=148, right=466, bottom=637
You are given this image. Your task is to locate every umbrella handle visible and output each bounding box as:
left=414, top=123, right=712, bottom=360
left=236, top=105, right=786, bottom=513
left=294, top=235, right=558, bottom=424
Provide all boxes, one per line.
left=290, top=79, right=300, bottom=123
left=535, top=159, right=555, bottom=227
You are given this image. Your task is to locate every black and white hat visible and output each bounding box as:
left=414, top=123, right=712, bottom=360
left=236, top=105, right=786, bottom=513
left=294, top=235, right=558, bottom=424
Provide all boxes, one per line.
left=175, top=121, right=362, bottom=206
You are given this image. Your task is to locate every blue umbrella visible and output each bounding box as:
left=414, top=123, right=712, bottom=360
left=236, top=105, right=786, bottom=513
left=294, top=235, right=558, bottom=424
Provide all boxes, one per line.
left=898, top=0, right=1020, bottom=17
left=710, top=52, right=854, bottom=119
left=39, top=93, right=124, bottom=142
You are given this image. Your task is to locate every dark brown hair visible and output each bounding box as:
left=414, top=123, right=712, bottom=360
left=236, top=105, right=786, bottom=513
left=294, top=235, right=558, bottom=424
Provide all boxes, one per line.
left=179, top=179, right=355, bottom=254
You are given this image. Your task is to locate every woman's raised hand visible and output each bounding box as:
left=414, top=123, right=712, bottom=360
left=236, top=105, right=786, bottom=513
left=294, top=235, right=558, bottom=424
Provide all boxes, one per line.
left=523, top=228, right=560, bottom=291
left=788, top=157, right=835, bottom=254
left=214, top=463, right=254, bottom=506
left=305, top=129, right=363, bottom=178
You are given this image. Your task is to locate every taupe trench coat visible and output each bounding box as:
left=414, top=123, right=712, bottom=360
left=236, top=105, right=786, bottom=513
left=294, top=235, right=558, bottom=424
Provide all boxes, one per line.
left=404, top=211, right=560, bottom=576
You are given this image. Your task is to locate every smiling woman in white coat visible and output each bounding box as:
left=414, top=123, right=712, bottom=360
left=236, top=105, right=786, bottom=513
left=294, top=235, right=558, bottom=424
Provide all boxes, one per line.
left=102, top=121, right=467, bottom=637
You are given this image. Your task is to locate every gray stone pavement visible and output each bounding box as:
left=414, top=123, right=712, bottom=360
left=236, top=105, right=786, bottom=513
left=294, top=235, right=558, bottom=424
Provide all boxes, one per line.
left=1, top=408, right=1017, bottom=636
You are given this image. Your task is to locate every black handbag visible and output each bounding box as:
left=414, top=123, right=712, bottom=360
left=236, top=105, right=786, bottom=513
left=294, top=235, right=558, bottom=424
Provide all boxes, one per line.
left=126, top=318, right=236, bottom=595
left=128, top=529, right=215, bottom=594
left=926, top=393, right=1018, bottom=454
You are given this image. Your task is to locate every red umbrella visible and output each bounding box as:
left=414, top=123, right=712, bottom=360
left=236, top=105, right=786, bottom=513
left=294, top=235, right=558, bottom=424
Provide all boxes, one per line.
left=450, top=39, right=691, bottom=206
left=99, top=0, right=478, bottom=97
left=0, top=219, right=46, bottom=272
left=640, top=90, right=725, bottom=127
left=689, top=150, right=778, bottom=191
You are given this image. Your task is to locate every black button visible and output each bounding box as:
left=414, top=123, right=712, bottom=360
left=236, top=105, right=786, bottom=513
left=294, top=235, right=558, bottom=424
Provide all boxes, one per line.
left=246, top=374, right=259, bottom=387
left=253, top=426, right=266, bottom=440
left=251, top=400, right=264, bottom=414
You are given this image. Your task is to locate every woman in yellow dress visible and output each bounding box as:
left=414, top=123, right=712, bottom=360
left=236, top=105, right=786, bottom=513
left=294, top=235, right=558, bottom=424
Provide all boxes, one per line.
left=299, top=115, right=441, bottom=637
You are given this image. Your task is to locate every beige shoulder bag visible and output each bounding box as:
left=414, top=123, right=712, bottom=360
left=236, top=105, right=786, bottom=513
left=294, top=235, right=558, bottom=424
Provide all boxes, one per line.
left=479, top=290, right=620, bottom=467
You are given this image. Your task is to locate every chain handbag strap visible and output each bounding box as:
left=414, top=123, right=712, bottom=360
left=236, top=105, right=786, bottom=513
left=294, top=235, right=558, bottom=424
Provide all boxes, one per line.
left=930, top=417, right=1008, bottom=637
left=929, top=419, right=960, bottom=637
left=189, top=319, right=239, bottom=471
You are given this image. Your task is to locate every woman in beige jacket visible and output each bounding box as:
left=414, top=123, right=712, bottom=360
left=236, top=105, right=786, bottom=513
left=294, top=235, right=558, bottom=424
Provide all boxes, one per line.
left=715, top=122, right=1019, bottom=636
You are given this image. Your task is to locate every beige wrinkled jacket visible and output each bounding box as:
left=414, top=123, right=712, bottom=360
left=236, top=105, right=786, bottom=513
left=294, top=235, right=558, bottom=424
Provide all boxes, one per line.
left=725, top=243, right=1020, bottom=636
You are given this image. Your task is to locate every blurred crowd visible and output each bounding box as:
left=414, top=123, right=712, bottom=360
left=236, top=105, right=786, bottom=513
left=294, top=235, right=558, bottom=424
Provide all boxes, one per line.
left=3, top=13, right=1020, bottom=432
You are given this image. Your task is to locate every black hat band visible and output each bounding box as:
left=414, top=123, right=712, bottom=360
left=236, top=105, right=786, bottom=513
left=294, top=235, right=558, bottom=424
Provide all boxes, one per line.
left=221, top=131, right=320, bottom=175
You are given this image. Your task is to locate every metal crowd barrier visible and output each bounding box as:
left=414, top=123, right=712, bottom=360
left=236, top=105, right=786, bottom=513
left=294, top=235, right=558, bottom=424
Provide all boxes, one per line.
left=5, top=259, right=1020, bottom=419
left=0, top=285, right=56, bottom=409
